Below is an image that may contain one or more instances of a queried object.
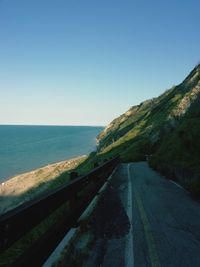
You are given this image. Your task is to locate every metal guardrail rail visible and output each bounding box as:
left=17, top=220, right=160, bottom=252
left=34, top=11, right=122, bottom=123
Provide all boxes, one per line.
left=0, top=156, right=120, bottom=266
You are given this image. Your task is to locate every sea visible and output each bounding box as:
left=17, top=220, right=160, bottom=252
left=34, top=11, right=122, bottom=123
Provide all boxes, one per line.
left=0, top=125, right=103, bottom=182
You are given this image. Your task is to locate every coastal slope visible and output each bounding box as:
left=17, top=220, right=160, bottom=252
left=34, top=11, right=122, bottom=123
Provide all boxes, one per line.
left=96, top=64, right=200, bottom=195
left=0, top=156, right=86, bottom=214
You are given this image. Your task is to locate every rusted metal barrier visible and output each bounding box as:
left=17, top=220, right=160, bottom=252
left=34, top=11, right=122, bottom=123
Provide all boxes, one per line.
left=0, top=156, right=120, bottom=266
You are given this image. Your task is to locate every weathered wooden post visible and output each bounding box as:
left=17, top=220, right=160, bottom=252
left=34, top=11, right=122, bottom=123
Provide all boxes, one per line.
left=69, top=171, right=79, bottom=210
left=70, top=171, right=78, bottom=181
left=94, top=162, right=99, bottom=168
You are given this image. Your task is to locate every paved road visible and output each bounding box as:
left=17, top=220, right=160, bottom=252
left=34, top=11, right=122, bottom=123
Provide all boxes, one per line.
left=126, top=162, right=200, bottom=267
left=64, top=162, right=200, bottom=267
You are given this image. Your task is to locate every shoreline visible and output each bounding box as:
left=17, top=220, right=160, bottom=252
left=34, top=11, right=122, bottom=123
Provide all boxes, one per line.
left=0, top=125, right=103, bottom=183
left=0, top=155, right=87, bottom=215
left=0, top=155, right=87, bottom=184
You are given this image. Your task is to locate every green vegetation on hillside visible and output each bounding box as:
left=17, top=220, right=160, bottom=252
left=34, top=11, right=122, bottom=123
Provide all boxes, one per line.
left=150, top=104, right=200, bottom=196
left=96, top=64, right=200, bottom=196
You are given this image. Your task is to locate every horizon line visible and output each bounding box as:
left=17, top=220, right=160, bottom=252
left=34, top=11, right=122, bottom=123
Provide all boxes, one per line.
left=0, top=123, right=105, bottom=127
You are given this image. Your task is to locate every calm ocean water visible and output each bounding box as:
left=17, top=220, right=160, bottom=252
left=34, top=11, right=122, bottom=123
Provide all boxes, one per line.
left=0, top=125, right=103, bottom=182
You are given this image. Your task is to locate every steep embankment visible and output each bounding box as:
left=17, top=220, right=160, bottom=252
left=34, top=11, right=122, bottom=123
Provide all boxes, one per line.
left=97, top=64, right=200, bottom=195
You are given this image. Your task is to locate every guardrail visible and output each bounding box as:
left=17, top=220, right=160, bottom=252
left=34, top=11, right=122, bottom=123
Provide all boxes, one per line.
left=0, top=156, right=120, bottom=267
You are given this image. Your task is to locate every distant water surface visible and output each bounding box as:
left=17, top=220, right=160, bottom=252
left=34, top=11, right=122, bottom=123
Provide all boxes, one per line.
left=0, top=125, right=103, bottom=182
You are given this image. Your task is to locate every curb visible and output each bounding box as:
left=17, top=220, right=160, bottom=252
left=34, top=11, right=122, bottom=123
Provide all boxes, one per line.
left=42, top=166, right=118, bottom=267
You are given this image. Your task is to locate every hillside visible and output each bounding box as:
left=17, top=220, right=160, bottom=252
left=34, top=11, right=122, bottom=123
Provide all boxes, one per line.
left=0, top=156, right=86, bottom=215
left=96, top=64, right=200, bottom=196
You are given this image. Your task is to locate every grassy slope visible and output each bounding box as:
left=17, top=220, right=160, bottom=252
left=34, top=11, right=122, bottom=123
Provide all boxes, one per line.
left=96, top=64, right=200, bottom=196
left=97, top=87, right=184, bottom=161
left=0, top=156, right=86, bottom=215
left=149, top=101, right=200, bottom=196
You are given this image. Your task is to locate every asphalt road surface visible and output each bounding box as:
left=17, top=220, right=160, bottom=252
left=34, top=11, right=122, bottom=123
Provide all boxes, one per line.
left=65, top=162, right=200, bottom=267
left=126, top=162, right=200, bottom=267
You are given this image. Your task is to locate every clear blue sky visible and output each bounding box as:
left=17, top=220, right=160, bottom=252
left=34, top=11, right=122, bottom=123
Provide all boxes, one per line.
left=0, top=0, right=199, bottom=126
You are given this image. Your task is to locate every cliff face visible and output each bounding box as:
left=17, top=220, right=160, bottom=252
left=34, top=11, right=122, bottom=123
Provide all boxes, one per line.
left=97, top=64, right=200, bottom=195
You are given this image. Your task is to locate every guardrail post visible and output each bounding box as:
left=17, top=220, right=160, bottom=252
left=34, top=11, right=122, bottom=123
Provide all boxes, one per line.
left=69, top=194, right=77, bottom=211
left=69, top=172, right=79, bottom=210
left=70, top=171, right=78, bottom=181
left=94, top=162, right=99, bottom=168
